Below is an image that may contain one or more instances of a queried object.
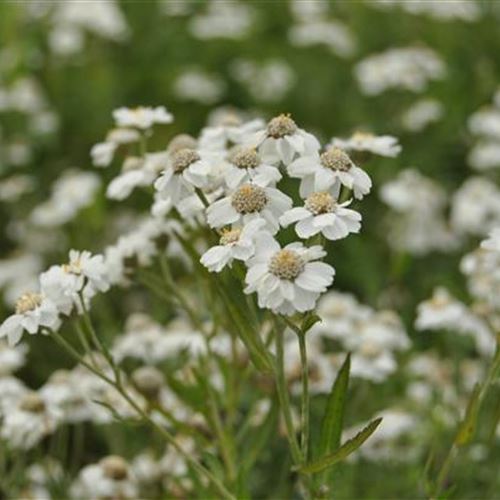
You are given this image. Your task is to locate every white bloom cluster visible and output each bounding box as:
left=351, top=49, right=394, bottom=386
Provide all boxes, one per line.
left=288, top=0, right=356, bottom=59
left=371, top=0, right=482, bottom=22
left=380, top=169, right=458, bottom=255
left=143, top=110, right=379, bottom=316
left=0, top=249, right=109, bottom=346
left=310, top=291, right=410, bottom=383
left=467, top=92, right=500, bottom=170
left=230, top=59, right=296, bottom=103
left=330, top=131, right=402, bottom=158
left=355, top=46, right=446, bottom=96
left=91, top=106, right=173, bottom=168
left=30, top=169, right=101, bottom=227
left=415, top=287, right=495, bottom=357
left=26, top=0, right=130, bottom=57
left=401, top=98, right=444, bottom=132
left=173, top=69, right=226, bottom=104
left=450, top=177, right=500, bottom=237
left=188, top=0, right=255, bottom=40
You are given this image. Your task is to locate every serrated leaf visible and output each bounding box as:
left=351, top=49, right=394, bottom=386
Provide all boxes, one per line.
left=299, top=417, right=382, bottom=475
left=455, top=383, right=481, bottom=446
left=317, top=353, right=351, bottom=459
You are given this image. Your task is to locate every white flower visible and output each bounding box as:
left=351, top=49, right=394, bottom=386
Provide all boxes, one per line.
left=330, top=132, right=402, bottom=157
left=112, top=106, right=173, bottom=130
left=401, top=98, right=443, bottom=132
left=91, top=141, right=117, bottom=167
left=0, top=292, right=60, bottom=346
left=280, top=192, right=361, bottom=240
left=224, top=146, right=282, bottom=189
left=288, top=147, right=372, bottom=199
left=206, top=183, right=292, bottom=234
left=1, top=391, right=60, bottom=449
left=63, top=250, right=110, bottom=293
left=71, top=456, right=138, bottom=500
left=481, top=228, right=500, bottom=252
left=199, top=114, right=264, bottom=151
left=154, top=148, right=214, bottom=208
left=244, top=233, right=335, bottom=315
left=0, top=340, right=28, bottom=375
left=201, top=218, right=266, bottom=272
left=250, top=114, right=320, bottom=165
left=40, top=265, right=82, bottom=316
left=355, top=46, right=445, bottom=95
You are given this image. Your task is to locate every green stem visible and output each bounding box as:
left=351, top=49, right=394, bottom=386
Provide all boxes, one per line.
left=274, top=320, right=302, bottom=465
left=298, top=331, right=310, bottom=462
left=48, top=328, right=235, bottom=500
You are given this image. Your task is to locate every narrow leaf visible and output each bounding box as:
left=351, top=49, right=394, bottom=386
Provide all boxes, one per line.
left=317, top=353, right=351, bottom=459
left=300, top=417, right=382, bottom=475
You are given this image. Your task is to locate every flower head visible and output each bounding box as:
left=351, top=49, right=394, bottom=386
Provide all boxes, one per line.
left=244, top=234, right=335, bottom=315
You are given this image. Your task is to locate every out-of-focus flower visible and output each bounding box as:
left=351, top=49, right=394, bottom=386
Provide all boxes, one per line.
left=173, top=69, right=226, bottom=105
left=330, top=132, right=402, bottom=157
left=113, top=106, right=173, bottom=130
left=355, top=46, right=445, bottom=95
left=189, top=0, right=255, bottom=40
left=401, top=98, right=444, bottom=132
left=231, top=59, right=296, bottom=103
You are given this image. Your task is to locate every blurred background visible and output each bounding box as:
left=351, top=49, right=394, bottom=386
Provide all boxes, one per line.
left=1, top=1, right=500, bottom=497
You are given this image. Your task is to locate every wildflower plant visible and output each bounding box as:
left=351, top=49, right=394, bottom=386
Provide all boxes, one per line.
left=1, top=108, right=386, bottom=498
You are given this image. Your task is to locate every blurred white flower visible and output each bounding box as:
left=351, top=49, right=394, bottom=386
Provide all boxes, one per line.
left=330, top=132, right=402, bottom=157
left=173, top=69, right=226, bottom=104
left=113, top=106, right=173, bottom=130
left=401, top=98, right=444, bottom=132
left=189, top=0, right=255, bottom=40
left=355, top=46, right=445, bottom=95
left=231, top=60, right=296, bottom=103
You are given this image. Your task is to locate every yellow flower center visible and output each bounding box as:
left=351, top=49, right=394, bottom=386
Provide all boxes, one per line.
left=320, top=147, right=352, bottom=172
left=220, top=228, right=242, bottom=245
left=231, top=184, right=268, bottom=214
left=269, top=249, right=305, bottom=280
left=171, top=148, right=200, bottom=173
left=230, top=147, right=260, bottom=169
left=267, top=114, right=297, bottom=138
left=15, top=292, right=42, bottom=314
left=305, top=191, right=337, bottom=215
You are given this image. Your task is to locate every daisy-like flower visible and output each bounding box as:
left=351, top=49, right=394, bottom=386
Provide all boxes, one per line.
left=91, top=141, right=117, bottom=168
left=288, top=146, right=372, bottom=199
left=112, top=106, right=173, bottom=130
left=154, top=148, right=214, bottom=208
left=244, top=233, right=335, bottom=315
left=224, top=146, right=282, bottom=189
left=0, top=291, right=60, bottom=346
left=71, top=455, right=138, bottom=500
left=251, top=114, right=320, bottom=165
left=280, top=191, right=361, bottom=240
left=201, top=218, right=266, bottom=272
left=206, top=183, right=292, bottom=234
left=1, top=390, right=60, bottom=449
left=60, top=250, right=110, bottom=294
left=329, top=131, right=402, bottom=158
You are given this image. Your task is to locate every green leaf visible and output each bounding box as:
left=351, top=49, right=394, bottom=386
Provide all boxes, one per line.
left=455, top=383, right=481, bottom=446
left=301, top=313, right=322, bottom=333
left=299, top=417, right=382, bottom=475
left=317, top=353, right=351, bottom=459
